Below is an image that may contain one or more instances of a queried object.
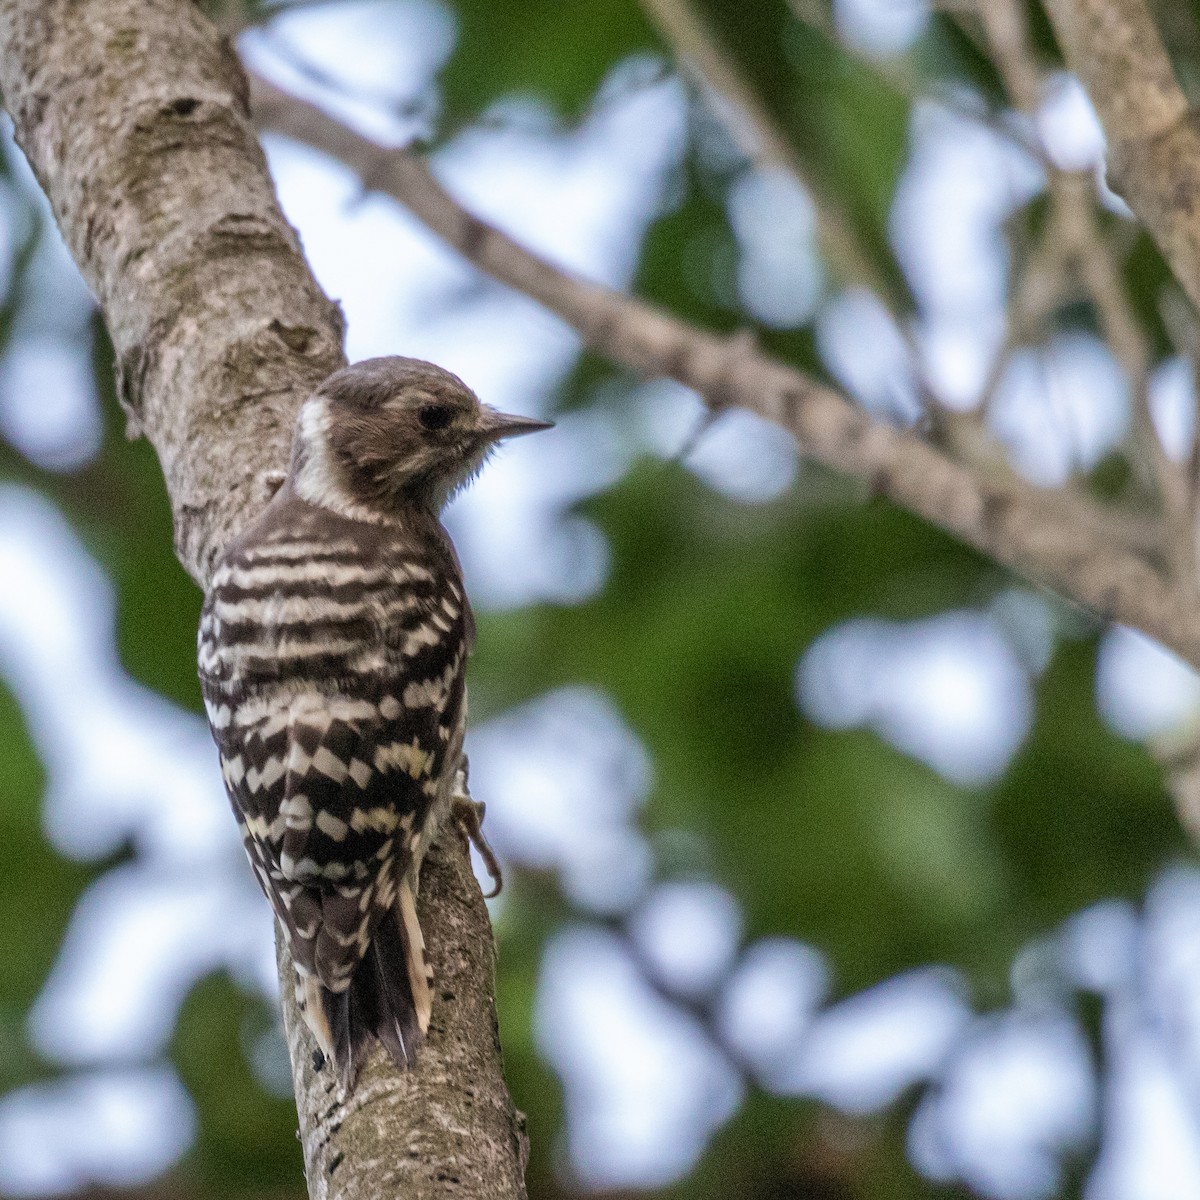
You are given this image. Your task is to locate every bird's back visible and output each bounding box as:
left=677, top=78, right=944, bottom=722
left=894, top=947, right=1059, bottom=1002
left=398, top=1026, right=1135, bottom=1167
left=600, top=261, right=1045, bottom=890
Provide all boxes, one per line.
left=198, top=488, right=472, bottom=1080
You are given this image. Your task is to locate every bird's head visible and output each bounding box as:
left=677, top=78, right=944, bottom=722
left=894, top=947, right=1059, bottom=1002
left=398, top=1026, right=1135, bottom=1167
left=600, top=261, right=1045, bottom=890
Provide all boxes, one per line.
left=289, top=356, right=552, bottom=518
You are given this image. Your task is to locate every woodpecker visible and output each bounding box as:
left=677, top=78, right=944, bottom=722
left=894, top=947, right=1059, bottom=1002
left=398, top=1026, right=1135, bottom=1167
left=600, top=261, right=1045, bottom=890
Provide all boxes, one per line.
left=197, top=356, right=551, bottom=1085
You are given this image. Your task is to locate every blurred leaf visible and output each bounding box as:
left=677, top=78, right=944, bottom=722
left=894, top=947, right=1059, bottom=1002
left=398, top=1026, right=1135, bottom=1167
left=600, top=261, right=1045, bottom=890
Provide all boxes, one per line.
left=988, top=640, right=1187, bottom=936
left=172, top=974, right=303, bottom=1196
left=0, top=681, right=99, bottom=1089
left=440, top=0, right=656, bottom=122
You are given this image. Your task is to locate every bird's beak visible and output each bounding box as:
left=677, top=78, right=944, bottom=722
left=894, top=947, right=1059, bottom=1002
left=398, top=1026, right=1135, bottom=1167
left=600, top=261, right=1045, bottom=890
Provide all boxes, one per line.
left=476, top=406, right=555, bottom=442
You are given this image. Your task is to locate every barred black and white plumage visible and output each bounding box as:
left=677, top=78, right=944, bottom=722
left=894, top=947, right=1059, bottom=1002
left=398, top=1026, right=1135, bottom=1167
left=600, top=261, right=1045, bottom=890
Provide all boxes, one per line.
left=197, top=356, right=551, bottom=1086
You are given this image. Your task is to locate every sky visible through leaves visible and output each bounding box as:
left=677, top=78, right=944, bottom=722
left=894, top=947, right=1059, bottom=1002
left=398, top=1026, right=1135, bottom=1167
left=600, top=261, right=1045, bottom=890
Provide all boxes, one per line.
left=1, top=0, right=1200, bottom=1198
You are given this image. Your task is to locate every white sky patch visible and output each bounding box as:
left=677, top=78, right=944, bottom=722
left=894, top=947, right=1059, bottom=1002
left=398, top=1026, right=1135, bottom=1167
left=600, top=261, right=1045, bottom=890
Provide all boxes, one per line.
left=988, top=333, right=1130, bottom=486
left=798, top=610, right=1033, bottom=786
left=892, top=102, right=1043, bottom=320
left=791, top=968, right=970, bottom=1111
left=817, top=288, right=920, bottom=421
left=910, top=1010, right=1094, bottom=1199
left=0, top=337, right=101, bottom=470
left=537, top=926, right=743, bottom=1188
left=1135, top=868, right=1200, bottom=1093
left=0, top=488, right=276, bottom=1076
left=469, top=688, right=654, bottom=912
left=728, top=165, right=822, bottom=328
left=0, top=130, right=96, bottom=339
left=1037, top=73, right=1106, bottom=172
left=0, top=1068, right=195, bottom=1196
left=630, top=881, right=742, bottom=998
left=683, top=407, right=799, bottom=503
left=634, top=377, right=708, bottom=457
left=832, top=0, right=930, bottom=57
left=1061, top=899, right=1140, bottom=994
left=447, top=408, right=623, bottom=607
left=0, top=131, right=106, bottom=468
left=31, top=865, right=271, bottom=1064
left=988, top=589, right=1058, bottom=676
left=717, top=938, right=830, bottom=1080
left=0, top=170, right=17, bottom=299
left=1082, top=868, right=1200, bottom=1199
left=1149, top=356, right=1197, bottom=463
left=1096, top=626, right=1200, bottom=741
left=0, top=488, right=237, bottom=865
left=1090, top=1025, right=1200, bottom=1200
left=917, top=310, right=1006, bottom=411
left=891, top=100, right=1042, bottom=411
left=623, top=378, right=800, bottom=504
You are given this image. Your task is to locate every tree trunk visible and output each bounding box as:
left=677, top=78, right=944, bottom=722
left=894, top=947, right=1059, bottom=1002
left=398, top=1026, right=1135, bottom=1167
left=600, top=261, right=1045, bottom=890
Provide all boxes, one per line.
left=0, top=2, right=526, bottom=1196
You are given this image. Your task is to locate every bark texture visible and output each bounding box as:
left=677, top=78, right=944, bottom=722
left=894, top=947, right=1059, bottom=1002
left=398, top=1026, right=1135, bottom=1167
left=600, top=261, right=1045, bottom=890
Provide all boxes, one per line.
left=252, top=78, right=1200, bottom=667
left=279, top=840, right=526, bottom=1200
left=0, top=3, right=524, bottom=1197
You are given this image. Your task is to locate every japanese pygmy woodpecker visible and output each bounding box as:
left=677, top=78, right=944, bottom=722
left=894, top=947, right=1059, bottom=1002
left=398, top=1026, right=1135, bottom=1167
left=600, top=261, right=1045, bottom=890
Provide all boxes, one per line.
left=197, top=356, right=551, bottom=1085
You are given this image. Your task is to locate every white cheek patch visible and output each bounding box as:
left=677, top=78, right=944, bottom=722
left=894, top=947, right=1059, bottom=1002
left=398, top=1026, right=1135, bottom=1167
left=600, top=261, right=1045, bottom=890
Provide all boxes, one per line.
left=292, top=397, right=384, bottom=523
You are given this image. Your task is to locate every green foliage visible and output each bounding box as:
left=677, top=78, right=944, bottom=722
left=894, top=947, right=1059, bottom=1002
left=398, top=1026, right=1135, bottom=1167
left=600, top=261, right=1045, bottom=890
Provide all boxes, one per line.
left=0, top=683, right=98, bottom=1081
left=173, top=975, right=302, bottom=1194
left=0, top=1, right=1194, bottom=1199
left=439, top=0, right=655, bottom=122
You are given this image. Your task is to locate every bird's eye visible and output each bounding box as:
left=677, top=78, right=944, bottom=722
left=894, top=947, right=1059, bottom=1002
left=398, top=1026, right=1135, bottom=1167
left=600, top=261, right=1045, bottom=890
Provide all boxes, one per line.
left=418, top=404, right=454, bottom=431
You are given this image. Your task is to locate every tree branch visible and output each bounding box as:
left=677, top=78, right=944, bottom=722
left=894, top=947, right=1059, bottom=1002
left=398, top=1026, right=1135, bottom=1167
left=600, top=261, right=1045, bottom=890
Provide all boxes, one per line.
left=251, top=76, right=1200, bottom=666
left=1043, top=0, right=1200, bottom=319
left=0, top=3, right=524, bottom=1197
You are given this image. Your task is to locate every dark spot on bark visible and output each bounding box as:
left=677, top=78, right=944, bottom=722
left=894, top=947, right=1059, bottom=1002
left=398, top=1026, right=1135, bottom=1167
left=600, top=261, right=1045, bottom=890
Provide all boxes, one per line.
left=327, top=1151, right=345, bottom=1176
left=841, top=411, right=871, bottom=447
left=780, top=387, right=800, bottom=429
left=167, top=97, right=200, bottom=118
left=459, top=212, right=490, bottom=260
left=440, top=990, right=456, bottom=1002
left=311, top=1049, right=326, bottom=1072
left=82, top=211, right=98, bottom=263
left=435, top=1173, right=461, bottom=1184
left=588, top=309, right=620, bottom=354
left=116, top=341, right=150, bottom=434
left=664, top=338, right=690, bottom=382
left=269, top=319, right=317, bottom=354
left=24, top=92, right=46, bottom=136
left=209, top=212, right=279, bottom=247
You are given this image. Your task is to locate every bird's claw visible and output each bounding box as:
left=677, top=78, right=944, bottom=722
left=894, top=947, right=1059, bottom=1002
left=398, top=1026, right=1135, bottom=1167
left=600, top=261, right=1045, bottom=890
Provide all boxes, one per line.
left=451, top=792, right=502, bottom=898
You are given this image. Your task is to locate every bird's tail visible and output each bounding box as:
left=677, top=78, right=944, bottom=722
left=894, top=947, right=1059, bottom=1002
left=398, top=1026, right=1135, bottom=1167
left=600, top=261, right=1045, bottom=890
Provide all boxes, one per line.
left=301, top=880, right=434, bottom=1088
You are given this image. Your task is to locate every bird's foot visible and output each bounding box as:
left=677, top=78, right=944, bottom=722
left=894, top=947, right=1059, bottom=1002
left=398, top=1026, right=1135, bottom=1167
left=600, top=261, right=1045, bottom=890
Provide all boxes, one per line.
left=451, top=793, right=502, bottom=898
